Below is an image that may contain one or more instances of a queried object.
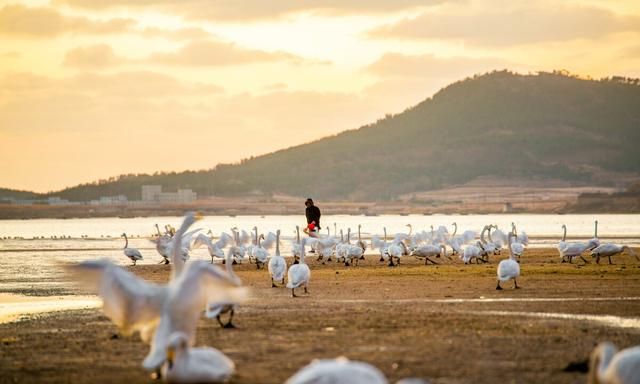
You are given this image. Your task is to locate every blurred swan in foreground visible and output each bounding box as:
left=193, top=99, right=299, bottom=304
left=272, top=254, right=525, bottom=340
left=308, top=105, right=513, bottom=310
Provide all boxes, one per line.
left=588, top=342, right=640, bottom=384
left=67, top=212, right=246, bottom=373
left=161, top=331, right=234, bottom=383
left=286, top=357, right=429, bottom=384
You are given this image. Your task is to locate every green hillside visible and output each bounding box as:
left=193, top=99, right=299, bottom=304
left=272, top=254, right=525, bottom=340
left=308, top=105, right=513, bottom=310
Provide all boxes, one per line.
left=11, top=70, right=640, bottom=201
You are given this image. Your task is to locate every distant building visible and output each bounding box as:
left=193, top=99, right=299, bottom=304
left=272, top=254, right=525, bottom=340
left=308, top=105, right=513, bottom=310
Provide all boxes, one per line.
left=48, top=197, right=71, bottom=205
left=142, top=185, right=163, bottom=202
left=89, top=195, right=128, bottom=206
left=141, top=185, right=196, bottom=204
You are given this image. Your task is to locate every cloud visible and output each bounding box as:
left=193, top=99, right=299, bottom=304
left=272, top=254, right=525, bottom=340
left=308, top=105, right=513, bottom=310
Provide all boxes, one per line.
left=148, top=40, right=302, bottom=67
left=368, top=53, right=515, bottom=78
left=55, top=0, right=451, bottom=21
left=63, top=44, right=120, bottom=68
left=0, top=4, right=134, bottom=37
left=368, top=3, right=640, bottom=46
left=138, top=26, right=212, bottom=40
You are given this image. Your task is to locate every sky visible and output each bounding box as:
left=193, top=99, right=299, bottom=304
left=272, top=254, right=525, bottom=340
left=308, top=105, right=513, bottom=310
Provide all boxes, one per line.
left=1, top=0, right=639, bottom=193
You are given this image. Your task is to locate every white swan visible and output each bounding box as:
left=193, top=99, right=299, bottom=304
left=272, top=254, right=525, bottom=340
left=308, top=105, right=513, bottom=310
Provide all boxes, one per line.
left=479, top=225, right=498, bottom=257
left=558, top=225, right=598, bottom=264
left=410, top=244, right=445, bottom=265
left=371, top=227, right=390, bottom=262
left=253, top=234, right=269, bottom=269
left=193, top=231, right=233, bottom=263
left=460, top=242, right=484, bottom=265
left=344, top=228, right=365, bottom=267
left=285, top=357, right=387, bottom=384
left=509, top=232, right=525, bottom=258
left=386, top=240, right=407, bottom=267
left=268, top=230, right=287, bottom=287
left=496, top=233, right=520, bottom=290
left=287, top=237, right=310, bottom=297
left=161, top=331, right=235, bottom=383
left=590, top=244, right=638, bottom=264
left=153, top=224, right=172, bottom=264
left=449, top=222, right=477, bottom=255
left=557, top=224, right=568, bottom=258
left=121, top=233, right=143, bottom=265
left=588, top=342, right=640, bottom=384
left=292, top=225, right=302, bottom=264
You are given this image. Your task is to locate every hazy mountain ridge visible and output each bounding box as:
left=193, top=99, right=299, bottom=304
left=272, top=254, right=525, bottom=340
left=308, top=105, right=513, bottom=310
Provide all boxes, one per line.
left=5, top=70, right=640, bottom=201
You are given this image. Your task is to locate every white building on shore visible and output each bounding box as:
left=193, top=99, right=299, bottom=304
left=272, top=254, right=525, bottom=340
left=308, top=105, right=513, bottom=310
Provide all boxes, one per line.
left=141, top=185, right=197, bottom=204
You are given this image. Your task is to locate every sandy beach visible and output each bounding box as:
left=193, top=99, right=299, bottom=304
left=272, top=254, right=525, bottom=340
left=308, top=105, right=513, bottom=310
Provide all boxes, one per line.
left=1, top=248, right=640, bottom=383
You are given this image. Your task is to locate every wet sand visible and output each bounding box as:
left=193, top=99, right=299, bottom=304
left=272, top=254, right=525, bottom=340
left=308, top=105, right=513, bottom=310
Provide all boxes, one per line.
left=1, top=248, right=640, bottom=383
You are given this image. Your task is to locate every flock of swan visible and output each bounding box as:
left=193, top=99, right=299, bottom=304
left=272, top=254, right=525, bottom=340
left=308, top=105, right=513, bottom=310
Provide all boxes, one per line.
left=71, top=213, right=639, bottom=383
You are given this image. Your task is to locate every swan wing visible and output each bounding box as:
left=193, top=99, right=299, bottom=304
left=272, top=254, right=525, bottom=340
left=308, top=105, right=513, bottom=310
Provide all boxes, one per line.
left=67, top=259, right=166, bottom=337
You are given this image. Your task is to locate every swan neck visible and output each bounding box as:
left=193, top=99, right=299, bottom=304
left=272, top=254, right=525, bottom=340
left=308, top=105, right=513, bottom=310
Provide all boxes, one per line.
left=275, top=231, right=280, bottom=256
left=589, top=344, right=616, bottom=384
left=123, top=234, right=128, bottom=249
left=452, top=223, right=457, bottom=238
left=508, top=233, right=515, bottom=258
left=594, top=220, right=598, bottom=237
left=562, top=225, right=566, bottom=242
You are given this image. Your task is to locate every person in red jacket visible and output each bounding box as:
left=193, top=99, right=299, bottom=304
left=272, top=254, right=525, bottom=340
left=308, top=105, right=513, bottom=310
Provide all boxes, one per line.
left=304, top=199, right=321, bottom=254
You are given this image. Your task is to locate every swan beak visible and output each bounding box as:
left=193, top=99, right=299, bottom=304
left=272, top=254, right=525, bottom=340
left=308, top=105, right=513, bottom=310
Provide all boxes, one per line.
left=166, top=348, right=175, bottom=370
left=195, top=212, right=204, bottom=221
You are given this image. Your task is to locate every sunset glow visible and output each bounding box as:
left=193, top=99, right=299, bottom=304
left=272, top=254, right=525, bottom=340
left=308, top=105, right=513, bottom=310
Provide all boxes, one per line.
left=2, top=0, right=639, bottom=192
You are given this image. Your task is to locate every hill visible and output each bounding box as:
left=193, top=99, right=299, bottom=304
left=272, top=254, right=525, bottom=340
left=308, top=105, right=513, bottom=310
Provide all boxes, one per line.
left=11, top=70, right=640, bottom=201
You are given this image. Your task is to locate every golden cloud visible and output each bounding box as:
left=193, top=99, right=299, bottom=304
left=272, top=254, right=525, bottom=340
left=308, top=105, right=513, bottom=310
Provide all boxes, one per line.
left=55, top=0, right=448, bottom=20
left=369, top=4, right=640, bottom=46
left=0, top=4, right=134, bottom=37
left=148, top=40, right=302, bottom=67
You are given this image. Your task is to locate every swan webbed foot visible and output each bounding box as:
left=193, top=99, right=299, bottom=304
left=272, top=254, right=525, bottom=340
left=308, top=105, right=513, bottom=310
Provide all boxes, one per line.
left=291, top=289, right=297, bottom=298
left=514, top=280, right=520, bottom=289
left=223, top=322, right=236, bottom=329
left=304, top=286, right=308, bottom=294
left=496, top=282, right=503, bottom=290
left=216, top=316, right=225, bottom=328
left=293, top=260, right=299, bottom=265
left=232, top=260, right=238, bottom=265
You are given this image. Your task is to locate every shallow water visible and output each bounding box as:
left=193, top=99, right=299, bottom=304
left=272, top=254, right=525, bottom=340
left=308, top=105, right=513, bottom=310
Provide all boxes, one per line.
left=0, top=293, right=100, bottom=324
